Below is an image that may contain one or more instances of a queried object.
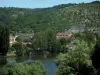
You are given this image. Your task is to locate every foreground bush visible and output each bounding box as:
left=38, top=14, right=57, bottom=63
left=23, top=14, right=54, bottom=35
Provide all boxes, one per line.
left=3, top=61, right=46, bottom=75
left=56, top=39, right=95, bottom=75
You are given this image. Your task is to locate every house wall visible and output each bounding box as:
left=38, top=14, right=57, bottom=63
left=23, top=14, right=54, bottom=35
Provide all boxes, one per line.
left=9, top=35, right=18, bottom=46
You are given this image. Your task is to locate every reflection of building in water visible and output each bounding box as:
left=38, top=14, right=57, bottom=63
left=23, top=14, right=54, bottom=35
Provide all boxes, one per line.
left=9, top=35, right=18, bottom=46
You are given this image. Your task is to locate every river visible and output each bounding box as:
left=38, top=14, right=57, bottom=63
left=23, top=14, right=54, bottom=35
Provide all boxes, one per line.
left=0, top=56, right=57, bottom=75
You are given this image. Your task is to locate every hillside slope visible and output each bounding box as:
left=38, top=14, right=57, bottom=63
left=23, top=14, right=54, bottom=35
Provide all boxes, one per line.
left=0, top=1, right=100, bottom=33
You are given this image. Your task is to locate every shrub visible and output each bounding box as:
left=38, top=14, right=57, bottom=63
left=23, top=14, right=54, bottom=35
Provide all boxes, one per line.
left=56, top=39, right=95, bottom=75
left=3, top=61, right=46, bottom=75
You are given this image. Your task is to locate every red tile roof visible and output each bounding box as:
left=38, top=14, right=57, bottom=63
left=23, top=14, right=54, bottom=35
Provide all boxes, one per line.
left=56, top=33, right=74, bottom=38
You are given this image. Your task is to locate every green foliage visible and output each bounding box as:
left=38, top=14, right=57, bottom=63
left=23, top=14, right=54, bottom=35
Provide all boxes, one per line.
left=12, top=42, right=27, bottom=56
left=3, top=61, right=46, bottom=75
left=45, top=28, right=56, bottom=52
left=56, top=39, right=95, bottom=75
left=59, top=38, right=67, bottom=45
left=23, top=38, right=31, bottom=42
left=75, top=31, right=96, bottom=47
left=0, top=2, right=100, bottom=33
left=8, top=46, right=16, bottom=52
left=15, top=37, right=22, bottom=42
left=32, top=28, right=57, bottom=53
left=32, top=28, right=73, bottom=54
left=0, top=25, right=9, bottom=55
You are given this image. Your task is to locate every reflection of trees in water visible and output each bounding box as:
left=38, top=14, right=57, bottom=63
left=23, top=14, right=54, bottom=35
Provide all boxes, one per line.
left=0, top=56, right=7, bottom=66
left=16, top=56, right=29, bottom=62
left=0, top=56, right=7, bottom=75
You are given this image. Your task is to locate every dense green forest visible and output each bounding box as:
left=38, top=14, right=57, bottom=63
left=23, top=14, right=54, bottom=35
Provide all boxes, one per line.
left=0, top=1, right=100, bottom=33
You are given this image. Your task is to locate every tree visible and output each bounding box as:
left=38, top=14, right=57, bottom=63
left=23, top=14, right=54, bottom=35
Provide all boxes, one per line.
left=12, top=42, right=27, bottom=56
left=0, top=25, right=9, bottom=55
left=15, top=37, right=22, bottom=42
left=32, top=28, right=56, bottom=53
left=59, top=38, right=67, bottom=45
left=91, top=42, right=100, bottom=74
left=56, top=39, right=95, bottom=75
left=32, top=31, right=47, bottom=52
left=45, top=28, right=56, bottom=53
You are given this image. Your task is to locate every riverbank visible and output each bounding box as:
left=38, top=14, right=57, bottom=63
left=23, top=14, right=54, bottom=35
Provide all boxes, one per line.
left=0, top=55, right=57, bottom=75
left=6, top=52, right=58, bottom=58
left=7, top=53, right=16, bottom=57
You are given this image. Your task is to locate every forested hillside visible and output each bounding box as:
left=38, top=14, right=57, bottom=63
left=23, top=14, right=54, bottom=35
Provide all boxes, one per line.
left=0, top=1, right=100, bottom=33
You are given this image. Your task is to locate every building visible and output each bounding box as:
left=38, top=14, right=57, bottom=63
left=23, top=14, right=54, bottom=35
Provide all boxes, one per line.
left=56, top=33, right=74, bottom=39
left=9, top=35, right=18, bottom=46
left=9, top=33, right=34, bottom=46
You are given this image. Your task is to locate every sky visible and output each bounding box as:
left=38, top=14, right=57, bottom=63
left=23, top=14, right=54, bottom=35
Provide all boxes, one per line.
left=0, top=0, right=95, bottom=8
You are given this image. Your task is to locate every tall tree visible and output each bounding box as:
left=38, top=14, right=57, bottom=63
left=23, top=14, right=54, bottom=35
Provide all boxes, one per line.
left=0, top=25, right=9, bottom=55
left=32, top=28, right=56, bottom=53
left=45, top=28, right=56, bottom=53
left=91, top=42, right=100, bottom=74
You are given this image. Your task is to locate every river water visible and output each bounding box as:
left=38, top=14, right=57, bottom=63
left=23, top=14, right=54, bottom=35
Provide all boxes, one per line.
left=0, top=56, right=57, bottom=75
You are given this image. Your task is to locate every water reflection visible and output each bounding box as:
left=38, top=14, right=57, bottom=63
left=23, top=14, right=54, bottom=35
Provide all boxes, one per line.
left=0, top=56, right=7, bottom=75
left=0, top=56, right=7, bottom=66
left=16, top=56, right=29, bottom=62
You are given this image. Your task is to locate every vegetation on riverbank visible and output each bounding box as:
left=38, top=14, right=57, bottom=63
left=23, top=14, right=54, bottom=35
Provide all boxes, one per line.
left=7, top=52, right=16, bottom=57
left=3, top=61, right=46, bottom=75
